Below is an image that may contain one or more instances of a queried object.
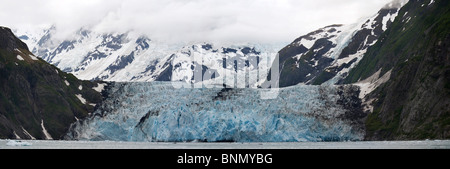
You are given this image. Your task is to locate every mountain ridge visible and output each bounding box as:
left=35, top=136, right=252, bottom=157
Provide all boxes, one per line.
left=0, top=26, right=104, bottom=139
left=269, top=5, right=401, bottom=88
left=344, top=0, right=450, bottom=140
left=15, top=27, right=282, bottom=87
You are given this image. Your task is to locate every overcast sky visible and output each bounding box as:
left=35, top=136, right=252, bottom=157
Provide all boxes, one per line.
left=1, top=0, right=396, bottom=44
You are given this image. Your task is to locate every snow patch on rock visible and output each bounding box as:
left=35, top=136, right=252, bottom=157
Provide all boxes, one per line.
left=29, top=54, right=39, bottom=61
left=355, top=69, right=393, bottom=112
left=75, top=94, right=87, bottom=104
left=13, top=131, right=21, bottom=139
left=93, top=83, right=106, bottom=93
left=17, top=55, right=24, bottom=61
left=41, top=120, right=53, bottom=140
left=21, top=127, right=36, bottom=140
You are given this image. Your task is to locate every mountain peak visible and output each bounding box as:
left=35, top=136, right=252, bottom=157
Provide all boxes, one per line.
left=382, top=0, right=408, bottom=9
left=0, top=26, right=104, bottom=139
left=270, top=1, right=405, bottom=87
left=0, top=26, right=29, bottom=52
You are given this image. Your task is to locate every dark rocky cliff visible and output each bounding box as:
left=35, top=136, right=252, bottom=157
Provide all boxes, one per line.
left=0, top=26, right=103, bottom=139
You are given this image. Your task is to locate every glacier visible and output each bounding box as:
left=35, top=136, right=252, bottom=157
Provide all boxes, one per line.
left=66, top=82, right=366, bottom=142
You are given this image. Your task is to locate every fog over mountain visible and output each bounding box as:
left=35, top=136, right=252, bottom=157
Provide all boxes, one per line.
left=1, top=0, right=393, bottom=44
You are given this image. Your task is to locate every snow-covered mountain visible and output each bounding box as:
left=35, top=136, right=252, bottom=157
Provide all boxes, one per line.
left=273, top=2, right=404, bottom=87
left=13, top=27, right=281, bottom=87
left=14, top=1, right=405, bottom=89
left=161, top=43, right=278, bottom=87
left=19, top=27, right=179, bottom=82
left=12, top=25, right=49, bottom=52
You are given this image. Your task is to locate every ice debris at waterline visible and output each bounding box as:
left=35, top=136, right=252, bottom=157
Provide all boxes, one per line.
left=66, top=82, right=366, bottom=142
left=6, top=140, right=32, bottom=146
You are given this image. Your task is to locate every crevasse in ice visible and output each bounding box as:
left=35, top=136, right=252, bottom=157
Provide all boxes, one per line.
left=67, top=82, right=364, bottom=142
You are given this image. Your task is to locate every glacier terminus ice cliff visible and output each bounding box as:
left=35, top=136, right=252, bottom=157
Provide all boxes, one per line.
left=66, top=82, right=366, bottom=142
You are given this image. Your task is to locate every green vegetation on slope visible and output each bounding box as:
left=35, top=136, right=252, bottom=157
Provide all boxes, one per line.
left=344, top=0, right=450, bottom=140
left=0, top=27, right=103, bottom=139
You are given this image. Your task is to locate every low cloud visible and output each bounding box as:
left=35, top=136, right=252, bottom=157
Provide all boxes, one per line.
left=1, top=0, right=394, bottom=44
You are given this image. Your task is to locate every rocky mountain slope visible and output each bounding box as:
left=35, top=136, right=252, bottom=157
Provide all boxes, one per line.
left=272, top=2, right=403, bottom=87
left=268, top=0, right=449, bottom=140
left=344, top=0, right=450, bottom=140
left=0, top=26, right=104, bottom=139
